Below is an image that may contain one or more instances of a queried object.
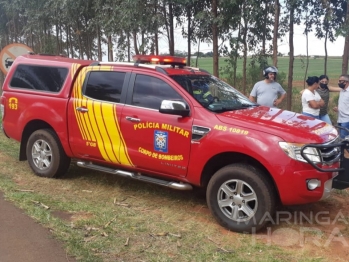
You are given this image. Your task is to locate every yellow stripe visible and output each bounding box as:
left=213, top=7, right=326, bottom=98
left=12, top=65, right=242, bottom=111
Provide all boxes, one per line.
left=72, top=65, right=133, bottom=166
left=72, top=64, right=87, bottom=140
left=75, top=69, right=92, bottom=141
left=100, top=103, right=121, bottom=163
left=87, top=100, right=111, bottom=161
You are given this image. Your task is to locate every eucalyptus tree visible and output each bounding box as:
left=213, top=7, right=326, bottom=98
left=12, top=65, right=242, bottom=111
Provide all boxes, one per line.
left=272, top=0, right=280, bottom=66
left=283, top=0, right=303, bottom=110
left=340, top=0, right=349, bottom=74
left=0, top=0, right=11, bottom=47
left=236, top=0, right=273, bottom=93
left=0, top=0, right=22, bottom=42
left=172, top=0, right=210, bottom=65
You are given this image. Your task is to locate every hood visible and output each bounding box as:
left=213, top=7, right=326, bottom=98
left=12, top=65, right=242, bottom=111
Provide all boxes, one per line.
left=216, top=106, right=338, bottom=143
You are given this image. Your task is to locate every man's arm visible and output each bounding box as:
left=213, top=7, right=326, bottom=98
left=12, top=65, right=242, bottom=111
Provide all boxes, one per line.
left=249, top=84, right=258, bottom=103
left=274, top=92, right=286, bottom=106
left=329, top=86, right=341, bottom=92
left=249, top=95, right=256, bottom=103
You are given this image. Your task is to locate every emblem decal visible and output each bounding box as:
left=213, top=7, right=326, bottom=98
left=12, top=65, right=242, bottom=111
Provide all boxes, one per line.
left=154, top=130, right=168, bottom=153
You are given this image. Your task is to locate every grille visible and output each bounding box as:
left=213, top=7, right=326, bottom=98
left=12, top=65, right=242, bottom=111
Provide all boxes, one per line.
left=318, top=136, right=341, bottom=165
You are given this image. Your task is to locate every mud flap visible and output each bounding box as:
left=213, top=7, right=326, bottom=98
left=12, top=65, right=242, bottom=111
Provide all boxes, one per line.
left=332, top=149, right=349, bottom=189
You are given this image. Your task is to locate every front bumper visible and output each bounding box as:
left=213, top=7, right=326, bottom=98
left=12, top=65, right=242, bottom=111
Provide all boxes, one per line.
left=277, top=167, right=338, bottom=205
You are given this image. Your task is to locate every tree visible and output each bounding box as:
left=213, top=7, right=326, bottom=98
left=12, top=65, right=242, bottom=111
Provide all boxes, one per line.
left=284, top=0, right=303, bottom=110
left=272, top=0, right=280, bottom=66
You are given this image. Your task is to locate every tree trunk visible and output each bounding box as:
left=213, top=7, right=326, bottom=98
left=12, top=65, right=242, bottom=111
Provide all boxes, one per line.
left=133, top=31, right=139, bottom=55
left=69, top=26, right=73, bottom=58
left=97, top=25, right=102, bottom=61
left=242, top=21, right=248, bottom=95
left=303, top=20, right=309, bottom=90
left=56, top=21, right=60, bottom=54
left=127, top=33, right=131, bottom=62
left=78, top=36, right=83, bottom=59
left=342, top=1, right=349, bottom=74
left=154, top=0, right=159, bottom=55
left=324, top=31, right=328, bottom=75
left=287, top=7, right=294, bottom=111
left=163, top=1, right=170, bottom=54
left=233, top=24, right=241, bottom=87
left=343, top=35, right=349, bottom=74
left=187, top=7, right=191, bottom=66
left=272, top=0, right=280, bottom=67
left=108, top=35, right=113, bottom=61
left=262, top=1, right=268, bottom=57
left=212, top=0, right=219, bottom=77
left=195, top=41, right=200, bottom=67
left=169, top=3, right=175, bottom=55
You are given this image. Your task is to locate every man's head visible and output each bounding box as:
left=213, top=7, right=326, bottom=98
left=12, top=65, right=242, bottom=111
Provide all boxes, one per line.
left=263, top=66, right=278, bottom=80
left=338, top=74, right=349, bottom=89
left=192, top=81, right=209, bottom=92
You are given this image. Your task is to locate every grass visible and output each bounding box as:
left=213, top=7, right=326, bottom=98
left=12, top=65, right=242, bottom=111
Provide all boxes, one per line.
left=190, top=56, right=342, bottom=124
left=2, top=131, right=349, bottom=261
left=192, top=56, right=345, bottom=82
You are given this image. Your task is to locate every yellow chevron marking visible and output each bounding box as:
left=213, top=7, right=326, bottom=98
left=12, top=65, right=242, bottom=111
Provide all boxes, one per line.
left=72, top=65, right=133, bottom=166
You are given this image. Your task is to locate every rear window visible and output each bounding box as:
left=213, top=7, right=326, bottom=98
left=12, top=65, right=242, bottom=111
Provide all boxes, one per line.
left=10, top=64, right=68, bottom=92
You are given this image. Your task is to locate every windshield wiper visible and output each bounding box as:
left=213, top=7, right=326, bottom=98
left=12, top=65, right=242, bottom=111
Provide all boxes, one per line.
left=211, top=104, right=256, bottom=112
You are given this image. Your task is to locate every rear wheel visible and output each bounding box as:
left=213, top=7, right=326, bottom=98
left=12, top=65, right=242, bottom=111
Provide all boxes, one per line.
left=207, top=164, right=275, bottom=233
left=26, top=129, right=71, bottom=178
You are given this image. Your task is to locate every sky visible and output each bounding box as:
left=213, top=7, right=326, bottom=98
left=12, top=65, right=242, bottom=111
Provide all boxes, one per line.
left=158, top=24, right=346, bottom=57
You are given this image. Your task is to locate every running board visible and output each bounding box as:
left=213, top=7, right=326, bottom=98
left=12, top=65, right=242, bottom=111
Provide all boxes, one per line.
left=76, top=161, right=193, bottom=190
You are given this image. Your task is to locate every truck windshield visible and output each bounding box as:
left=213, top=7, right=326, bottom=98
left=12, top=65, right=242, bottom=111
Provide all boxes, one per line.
left=170, top=75, right=257, bottom=112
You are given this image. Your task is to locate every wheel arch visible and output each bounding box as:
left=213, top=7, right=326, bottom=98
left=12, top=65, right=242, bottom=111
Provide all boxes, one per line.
left=19, top=120, right=56, bottom=161
left=200, top=152, right=280, bottom=201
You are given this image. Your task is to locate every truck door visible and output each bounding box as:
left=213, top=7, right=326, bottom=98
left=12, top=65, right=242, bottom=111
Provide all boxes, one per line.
left=119, top=73, right=193, bottom=177
left=68, top=69, right=133, bottom=166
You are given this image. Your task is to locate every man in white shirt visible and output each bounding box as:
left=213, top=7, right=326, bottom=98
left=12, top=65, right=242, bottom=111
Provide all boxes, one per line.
left=334, top=74, right=349, bottom=138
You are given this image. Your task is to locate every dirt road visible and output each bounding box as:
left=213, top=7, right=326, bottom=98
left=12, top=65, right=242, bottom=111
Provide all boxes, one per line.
left=0, top=192, right=75, bottom=262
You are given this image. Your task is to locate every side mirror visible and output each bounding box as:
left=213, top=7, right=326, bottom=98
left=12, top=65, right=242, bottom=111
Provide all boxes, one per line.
left=159, top=100, right=190, bottom=117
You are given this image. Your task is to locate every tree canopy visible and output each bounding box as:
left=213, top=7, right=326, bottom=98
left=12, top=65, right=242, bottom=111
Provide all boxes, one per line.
left=0, top=0, right=348, bottom=109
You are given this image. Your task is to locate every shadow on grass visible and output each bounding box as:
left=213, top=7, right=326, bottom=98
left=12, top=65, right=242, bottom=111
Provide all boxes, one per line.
left=63, top=160, right=207, bottom=204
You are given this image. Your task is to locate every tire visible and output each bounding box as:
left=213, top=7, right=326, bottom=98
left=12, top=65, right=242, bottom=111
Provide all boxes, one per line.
left=206, top=164, right=275, bottom=233
left=26, top=129, right=71, bottom=178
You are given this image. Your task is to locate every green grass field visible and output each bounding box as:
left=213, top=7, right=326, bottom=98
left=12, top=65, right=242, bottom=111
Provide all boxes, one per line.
left=192, top=56, right=345, bottom=83
left=190, top=56, right=343, bottom=122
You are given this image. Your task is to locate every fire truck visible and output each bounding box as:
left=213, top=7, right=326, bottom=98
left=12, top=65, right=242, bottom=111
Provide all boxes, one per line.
left=1, top=53, right=348, bottom=233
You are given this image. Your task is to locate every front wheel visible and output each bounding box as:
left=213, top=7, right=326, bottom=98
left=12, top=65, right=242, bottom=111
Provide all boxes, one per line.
left=207, top=164, right=276, bottom=233
left=26, top=129, right=71, bottom=178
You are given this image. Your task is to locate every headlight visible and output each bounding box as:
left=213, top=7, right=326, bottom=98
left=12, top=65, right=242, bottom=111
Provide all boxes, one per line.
left=279, top=142, right=321, bottom=163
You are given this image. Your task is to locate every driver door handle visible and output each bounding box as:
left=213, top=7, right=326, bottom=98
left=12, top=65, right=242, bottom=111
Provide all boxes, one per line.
left=126, top=116, right=141, bottom=122
left=76, top=107, right=88, bottom=113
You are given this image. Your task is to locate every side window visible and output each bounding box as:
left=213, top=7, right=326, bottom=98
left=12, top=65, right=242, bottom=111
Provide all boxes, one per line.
left=84, top=71, right=125, bottom=103
left=132, top=75, right=183, bottom=110
left=10, top=64, right=68, bottom=92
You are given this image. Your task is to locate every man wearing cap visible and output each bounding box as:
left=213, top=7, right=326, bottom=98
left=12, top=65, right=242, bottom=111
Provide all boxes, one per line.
left=249, top=66, right=287, bottom=108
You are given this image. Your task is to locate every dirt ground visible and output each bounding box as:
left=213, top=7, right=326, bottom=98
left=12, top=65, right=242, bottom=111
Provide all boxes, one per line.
left=0, top=192, right=75, bottom=262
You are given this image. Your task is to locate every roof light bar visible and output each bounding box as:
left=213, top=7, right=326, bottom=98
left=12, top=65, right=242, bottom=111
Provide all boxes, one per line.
left=133, top=55, right=187, bottom=66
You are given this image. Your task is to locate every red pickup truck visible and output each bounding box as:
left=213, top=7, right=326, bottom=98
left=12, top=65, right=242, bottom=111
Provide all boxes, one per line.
left=1, top=54, right=347, bottom=233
